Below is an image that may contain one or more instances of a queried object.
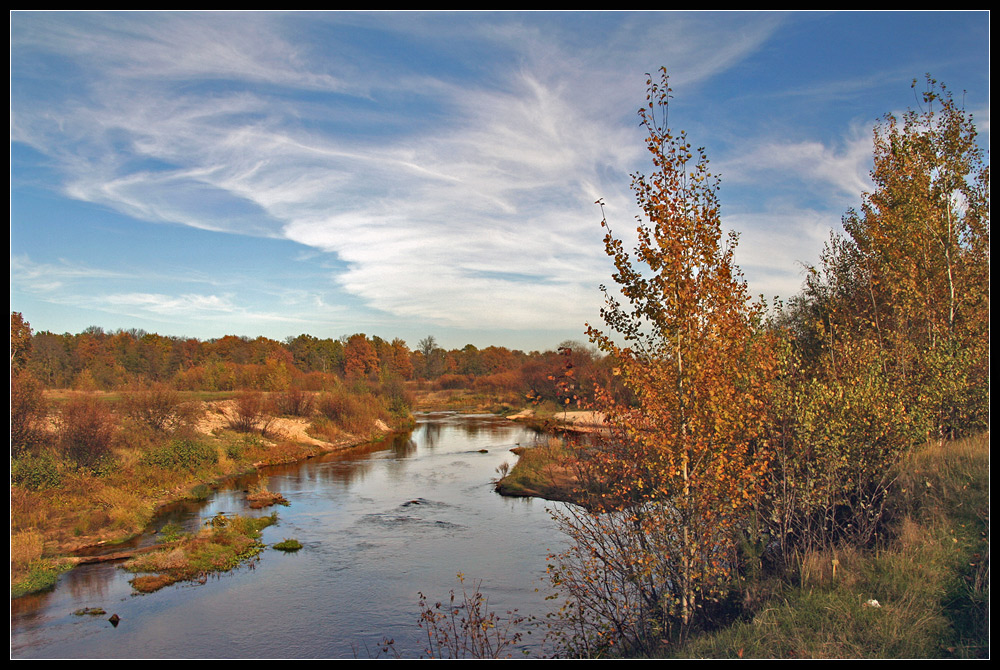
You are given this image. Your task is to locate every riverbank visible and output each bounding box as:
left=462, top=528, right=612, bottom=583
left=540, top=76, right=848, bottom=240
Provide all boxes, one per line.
left=505, top=408, right=606, bottom=433
left=494, top=431, right=990, bottom=658
left=492, top=409, right=606, bottom=505
left=10, top=396, right=403, bottom=598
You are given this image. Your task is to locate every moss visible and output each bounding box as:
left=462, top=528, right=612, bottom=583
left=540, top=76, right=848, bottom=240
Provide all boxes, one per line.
left=73, top=607, right=107, bottom=616
left=273, top=538, right=303, bottom=552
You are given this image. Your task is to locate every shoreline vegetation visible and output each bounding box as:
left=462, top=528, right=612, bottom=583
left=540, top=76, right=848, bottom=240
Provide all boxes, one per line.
left=10, top=380, right=989, bottom=657
left=8, top=377, right=582, bottom=600
left=10, top=387, right=416, bottom=599
left=495, top=430, right=989, bottom=658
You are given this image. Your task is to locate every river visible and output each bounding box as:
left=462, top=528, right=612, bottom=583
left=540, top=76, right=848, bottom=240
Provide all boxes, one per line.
left=10, top=413, right=570, bottom=658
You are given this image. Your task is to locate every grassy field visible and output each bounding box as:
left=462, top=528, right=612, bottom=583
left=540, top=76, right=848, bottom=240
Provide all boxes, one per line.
left=674, top=433, right=989, bottom=658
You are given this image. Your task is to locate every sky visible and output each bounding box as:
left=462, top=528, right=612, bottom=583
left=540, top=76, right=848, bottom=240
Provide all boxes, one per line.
left=10, top=11, right=990, bottom=352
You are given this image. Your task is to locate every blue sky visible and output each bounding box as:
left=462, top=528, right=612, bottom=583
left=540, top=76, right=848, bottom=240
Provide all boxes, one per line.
left=10, top=11, right=990, bottom=352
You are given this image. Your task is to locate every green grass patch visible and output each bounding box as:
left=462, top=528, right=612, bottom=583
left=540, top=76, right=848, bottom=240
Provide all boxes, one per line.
left=141, top=437, right=219, bottom=472
left=273, top=538, right=303, bottom=552
left=124, top=512, right=277, bottom=593
left=11, top=451, right=62, bottom=490
left=495, top=438, right=579, bottom=503
left=11, top=559, right=73, bottom=598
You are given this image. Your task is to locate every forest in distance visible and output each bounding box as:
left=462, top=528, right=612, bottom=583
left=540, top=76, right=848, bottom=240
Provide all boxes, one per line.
left=11, top=320, right=614, bottom=409
left=10, top=71, right=989, bottom=658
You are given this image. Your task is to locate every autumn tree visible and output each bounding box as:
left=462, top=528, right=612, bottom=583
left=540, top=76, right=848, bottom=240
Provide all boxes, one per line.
left=758, top=75, right=989, bottom=561
left=549, top=70, right=773, bottom=653
left=418, top=335, right=446, bottom=379
left=11, top=312, right=33, bottom=371
left=386, top=338, right=415, bottom=380
left=344, top=333, right=380, bottom=380
left=823, top=75, right=989, bottom=440
left=11, top=313, right=48, bottom=457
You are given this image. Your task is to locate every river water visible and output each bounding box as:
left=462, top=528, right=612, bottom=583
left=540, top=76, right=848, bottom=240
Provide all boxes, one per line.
left=10, top=413, right=570, bottom=659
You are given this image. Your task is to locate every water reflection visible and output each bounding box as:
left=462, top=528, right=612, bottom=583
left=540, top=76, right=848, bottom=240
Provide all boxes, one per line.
left=11, top=414, right=562, bottom=659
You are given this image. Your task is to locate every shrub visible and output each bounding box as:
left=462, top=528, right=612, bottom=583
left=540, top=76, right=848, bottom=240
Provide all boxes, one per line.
left=143, top=438, right=218, bottom=472
left=88, top=453, right=121, bottom=478
left=225, top=391, right=276, bottom=435
left=11, top=451, right=62, bottom=490
left=417, top=574, right=529, bottom=659
left=315, top=387, right=384, bottom=436
left=473, top=370, right=523, bottom=394
left=222, top=431, right=270, bottom=462
left=307, top=416, right=340, bottom=442
left=58, top=394, right=116, bottom=468
left=377, top=376, right=414, bottom=418
left=270, top=387, right=316, bottom=417
left=10, top=370, right=48, bottom=458
left=435, top=374, right=473, bottom=390
left=120, top=382, right=182, bottom=431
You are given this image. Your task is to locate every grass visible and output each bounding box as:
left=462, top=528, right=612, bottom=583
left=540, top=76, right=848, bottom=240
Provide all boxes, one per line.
left=499, top=432, right=988, bottom=658
left=495, top=437, right=579, bottom=503
left=410, top=387, right=525, bottom=414
left=124, top=512, right=277, bottom=593
left=672, top=433, right=989, bottom=659
left=10, top=560, right=74, bottom=598
left=273, top=538, right=303, bottom=552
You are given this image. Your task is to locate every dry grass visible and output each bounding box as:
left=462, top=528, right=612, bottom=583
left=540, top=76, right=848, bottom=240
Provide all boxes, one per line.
left=674, top=433, right=989, bottom=659
left=10, top=529, right=45, bottom=573
left=123, top=513, right=276, bottom=593
left=495, top=437, right=581, bottom=503
left=246, top=475, right=290, bottom=509
left=10, top=392, right=389, bottom=588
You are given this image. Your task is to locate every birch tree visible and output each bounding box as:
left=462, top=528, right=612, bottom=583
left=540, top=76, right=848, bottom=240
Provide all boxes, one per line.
left=549, top=69, right=772, bottom=654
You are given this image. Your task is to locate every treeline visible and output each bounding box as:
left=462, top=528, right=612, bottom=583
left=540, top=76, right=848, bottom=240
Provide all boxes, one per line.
left=11, top=319, right=617, bottom=407
left=547, top=72, right=989, bottom=656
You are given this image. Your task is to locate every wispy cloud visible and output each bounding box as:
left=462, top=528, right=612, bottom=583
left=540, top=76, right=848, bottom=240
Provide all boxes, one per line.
left=725, top=207, right=838, bottom=300
left=102, top=292, right=239, bottom=316
left=719, top=125, right=875, bottom=205
left=21, top=11, right=978, bottom=343
left=17, top=12, right=783, bottom=333
left=11, top=255, right=132, bottom=294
